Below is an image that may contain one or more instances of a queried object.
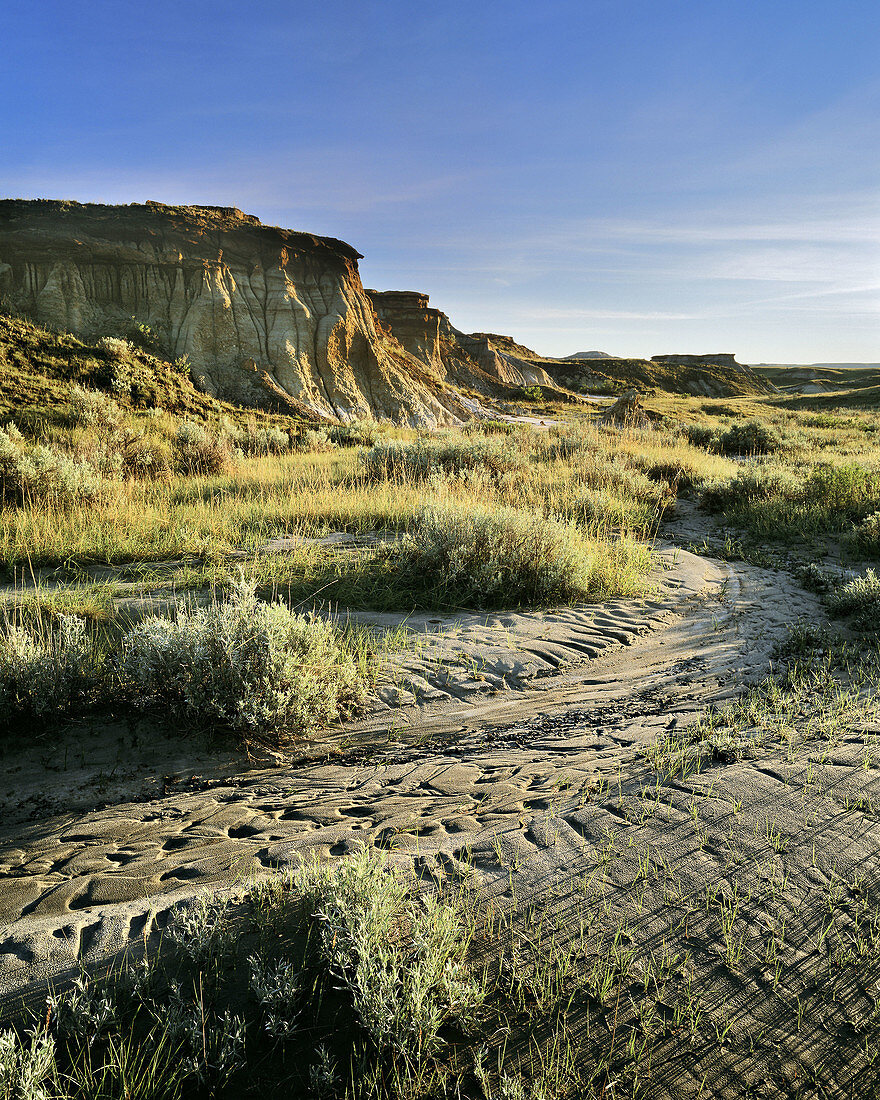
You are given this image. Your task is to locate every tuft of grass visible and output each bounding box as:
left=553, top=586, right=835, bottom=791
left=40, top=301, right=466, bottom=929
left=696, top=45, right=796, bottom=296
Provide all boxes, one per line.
left=830, top=570, right=880, bottom=631
left=360, top=435, right=524, bottom=482
left=854, top=510, right=880, bottom=556
left=327, top=416, right=382, bottom=448
left=395, top=503, right=653, bottom=609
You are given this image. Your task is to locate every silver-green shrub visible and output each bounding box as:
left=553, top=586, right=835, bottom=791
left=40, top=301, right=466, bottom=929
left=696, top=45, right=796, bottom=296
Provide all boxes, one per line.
left=167, top=895, right=232, bottom=965
left=685, top=423, right=723, bottom=450
left=47, top=973, right=116, bottom=1043
left=174, top=420, right=233, bottom=474
left=294, top=848, right=482, bottom=1061
left=221, top=418, right=290, bottom=455
left=0, top=426, right=103, bottom=504
left=154, top=987, right=246, bottom=1086
left=116, top=427, right=172, bottom=478
left=397, top=504, right=600, bottom=607
left=328, top=416, right=382, bottom=448
left=96, top=337, right=136, bottom=396
left=119, top=580, right=367, bottom=738
left=67, top=384, right=122, bottom=430
left=0, top=614, right=100, bottom=718
left=248, top=954, right=301, bottom=1040
left=97, top=336, right=133, bottom=360
left=294, top=427, right=333, bottom=451
left=0, top=1030, right=56, bottom=1100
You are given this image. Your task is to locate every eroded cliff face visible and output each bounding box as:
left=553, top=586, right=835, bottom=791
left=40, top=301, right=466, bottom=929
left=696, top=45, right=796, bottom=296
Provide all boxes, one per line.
left=365, top=289, right=562, bottom=396
left=0, top=200, right=468, bottom=426
left=450, top=331, right=558, bottom=389
left=368, top=289, right=772, bottom=400
left=367, top=290, right=444, bottom=369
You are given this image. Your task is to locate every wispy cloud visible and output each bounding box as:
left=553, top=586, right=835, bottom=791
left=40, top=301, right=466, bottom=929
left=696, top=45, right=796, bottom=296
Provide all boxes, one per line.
left=515, top=306, right=708, bottom=323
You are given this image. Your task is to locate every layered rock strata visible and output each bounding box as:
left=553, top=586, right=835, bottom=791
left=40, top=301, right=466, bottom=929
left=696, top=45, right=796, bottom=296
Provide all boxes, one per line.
left=366, top=290, right=445, bottom=369
left=0, top=200, right=469, bottom=426
left=366, top=289, right=561, bottom=396
left=365, top=291, right=772, bottom=399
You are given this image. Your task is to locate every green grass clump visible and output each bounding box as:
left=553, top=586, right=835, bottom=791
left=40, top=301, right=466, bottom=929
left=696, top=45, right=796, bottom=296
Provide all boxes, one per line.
left=718, top=418, right=783, bottom=455
left=518, top=384, right=544, bottom=402
left=360, top=435, right=524, bottom=482
left=460, top=417, right=517, bottom=435
left=686, top=417, right=784, bottom=455
left=854, top=511, right=880, bottom=555
left=830, top=570, right=880, bottom=631
left=395, top=504, right=652, bottom=609
left=701, top=461, right=880, bottom=538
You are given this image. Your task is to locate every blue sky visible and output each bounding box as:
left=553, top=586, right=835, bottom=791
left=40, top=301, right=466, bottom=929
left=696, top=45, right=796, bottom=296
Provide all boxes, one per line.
left=2, top=0, right=878, bottom=362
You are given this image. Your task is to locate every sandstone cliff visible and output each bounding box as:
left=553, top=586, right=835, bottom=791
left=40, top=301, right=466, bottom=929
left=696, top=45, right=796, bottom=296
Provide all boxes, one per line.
left=365, top=289, right=564, bottom=397
left=364, top=289, right=775, bottom=401
left=0, top=200, right=470, bottom=426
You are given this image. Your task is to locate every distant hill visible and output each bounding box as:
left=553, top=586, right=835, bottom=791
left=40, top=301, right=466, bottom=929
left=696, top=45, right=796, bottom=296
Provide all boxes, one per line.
left=553, top=355, right=773, bottom=398
left=368, top=297, right=774, bottom=399
left=754, top=363, right=880, bottom=371
left=753, top=362, right=880, bottom=402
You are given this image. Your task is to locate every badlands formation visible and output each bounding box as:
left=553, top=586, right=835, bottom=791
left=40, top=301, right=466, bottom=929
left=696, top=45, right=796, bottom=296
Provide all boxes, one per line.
left=0, top=200, right=470, bottom=426
left=0, top=200, right=769, bottom=425
left=1, top=200, right=879, bottom=1097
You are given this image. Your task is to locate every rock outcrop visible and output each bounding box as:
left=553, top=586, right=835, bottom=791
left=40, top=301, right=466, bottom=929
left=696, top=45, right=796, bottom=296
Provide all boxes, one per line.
left=564, top=350, right=615, bottom=360
left=556, top=355, right=773, bottom=398
left=0, top=200, right=470, bottom=426
left=650, top=353, right=745, bottom=371
left=366, top=290, right=445, bottom=371
left=366, top=290, right=564, bottom=397
left=449, top=331, right=558, bottom=389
